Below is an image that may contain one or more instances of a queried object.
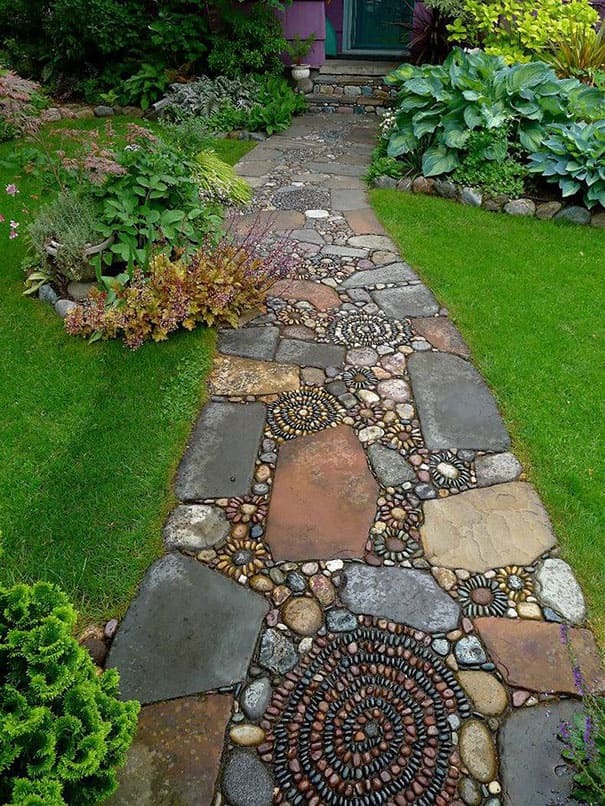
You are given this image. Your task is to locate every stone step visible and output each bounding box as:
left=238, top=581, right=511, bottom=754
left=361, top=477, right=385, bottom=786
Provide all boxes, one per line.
left=318, top=59, right=401, bottom=76
left=305, top=92, right=395, bottom=115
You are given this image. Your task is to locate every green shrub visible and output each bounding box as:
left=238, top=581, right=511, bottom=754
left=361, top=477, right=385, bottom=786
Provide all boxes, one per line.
left=544, top=22, right=605, bottom=85
left=527, top=119, right=605, bottom=208
left=452, top=127, right=526, bottom=196
left=448, top=0, right=599, bottom=64
left=385, top=49, right=605, bottom=177
left=207, top=4, right=287, bottom=78
left=0, top=581, right=139, bottom=805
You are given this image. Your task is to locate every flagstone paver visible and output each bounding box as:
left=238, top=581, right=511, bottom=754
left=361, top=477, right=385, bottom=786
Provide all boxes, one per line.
left=474, top=618, right=605, bottom=693
left=217, top=325, right=280, bottom=360
left=499, top=701, right=582, bottom=805
left=107, top=114, right=600, bottom=805
left=421, top=483, right=557, bottom=571
left=265, top=425, right=377, bottom=560
left=106, top=555, right=268, bottom=703
left=208, top=354, right=300, bottom=396
left=176, top=401, right=265, bottom=500
left=409, top=351, right=511, bottom=450
left=109, top=694, right=232, bottom=806
left=340, top=564, right=461, bottom=632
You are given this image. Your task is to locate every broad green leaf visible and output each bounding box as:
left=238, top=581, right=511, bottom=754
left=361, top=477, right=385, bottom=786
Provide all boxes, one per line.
left=422, top=144, right=459, bottom=177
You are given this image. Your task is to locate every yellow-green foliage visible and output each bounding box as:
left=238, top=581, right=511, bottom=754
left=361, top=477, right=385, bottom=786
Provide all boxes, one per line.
left=0, top=582, right=139, bottom=805
left=448, top=0, right=599, bottom=63
left=195, top=150, right=252, bottom=207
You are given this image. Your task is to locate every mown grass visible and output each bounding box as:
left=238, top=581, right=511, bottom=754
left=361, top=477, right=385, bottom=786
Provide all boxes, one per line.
left=372, top=190, right=605, bottom=642
left=0, top=118, right=253, bottom=623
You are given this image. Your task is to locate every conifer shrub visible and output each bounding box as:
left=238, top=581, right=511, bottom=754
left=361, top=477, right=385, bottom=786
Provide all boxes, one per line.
left=0, top=581, right=139, bottom=805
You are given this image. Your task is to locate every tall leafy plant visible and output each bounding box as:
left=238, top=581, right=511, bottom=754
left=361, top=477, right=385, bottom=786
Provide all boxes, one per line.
left=0, top=581, right=139, bottom=805
left=385, top=49, right=604, bottom=176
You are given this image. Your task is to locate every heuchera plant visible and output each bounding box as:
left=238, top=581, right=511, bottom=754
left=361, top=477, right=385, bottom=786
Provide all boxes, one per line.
left=65, top=220, right=294, bottom=349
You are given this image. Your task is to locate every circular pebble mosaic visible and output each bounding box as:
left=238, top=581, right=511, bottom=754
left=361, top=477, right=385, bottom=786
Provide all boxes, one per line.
left=342, top=366, right=379, bottom=390
left=372, top=526, right=423, bottom=563
left=429, top=451, right=474, bottom=492
left=267, top=388, right=345, bottom=441
left=215, top=539, right=270, bottom=580
left=456, top=574, right=509, bottom=618
left=327, top=311, right=412, bottom=349
left=259, top=618, right=470, bottom=805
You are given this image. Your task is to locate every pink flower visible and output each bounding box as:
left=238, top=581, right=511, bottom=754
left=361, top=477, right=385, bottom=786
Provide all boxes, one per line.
left=0, top=214, right=5, bottom=223
left=9, top=220, right=19, bottom=229
left=5, top=184, right=19, bottom=196
left=9, top=229, right=19, bottom=239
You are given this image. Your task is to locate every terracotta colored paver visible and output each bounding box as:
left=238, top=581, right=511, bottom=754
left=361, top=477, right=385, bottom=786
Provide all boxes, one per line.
left=209, top=354, right=300, bottom=396
left=411, top=316, right=471, bottom=358
left=474, top=618, right=605, bottom=694
left=109, top=694, right=232, bottom=805
left=265, top=424, right=378, bottom=560
left=270, top=278, right=341, bottom=310
left=344, top=207, right=387, bottom=235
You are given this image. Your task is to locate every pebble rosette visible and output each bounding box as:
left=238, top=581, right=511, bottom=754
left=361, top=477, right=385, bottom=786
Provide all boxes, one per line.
left=259, top=617, right=471, bottom=805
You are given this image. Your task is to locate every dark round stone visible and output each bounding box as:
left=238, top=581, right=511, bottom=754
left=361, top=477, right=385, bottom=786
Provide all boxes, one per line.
left=83, top=637, right=108, bottom=666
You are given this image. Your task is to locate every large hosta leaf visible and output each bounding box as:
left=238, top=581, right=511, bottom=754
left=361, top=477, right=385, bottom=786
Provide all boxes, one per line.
left=387, top=126, right=418, bottom=157
left=422, top=144, right=459, bottom=177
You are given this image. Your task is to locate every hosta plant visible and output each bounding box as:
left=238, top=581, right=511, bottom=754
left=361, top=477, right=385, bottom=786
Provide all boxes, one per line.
left=0, top=581, right=139, bottom=805
left=448, top=0, right=598, bottom=64
left=527, top=120, right=605, bottom=208
left=385, top=48, right=604, bottom=177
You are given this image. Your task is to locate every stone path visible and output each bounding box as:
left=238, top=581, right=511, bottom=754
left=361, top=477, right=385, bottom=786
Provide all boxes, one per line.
left=107, top=115, right=603, bottom=806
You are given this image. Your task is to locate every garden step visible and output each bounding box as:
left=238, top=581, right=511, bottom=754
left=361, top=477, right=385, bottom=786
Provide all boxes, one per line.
left=306, top=93, right=395, bottom=115
left=318, top=59, right=400, bottom=76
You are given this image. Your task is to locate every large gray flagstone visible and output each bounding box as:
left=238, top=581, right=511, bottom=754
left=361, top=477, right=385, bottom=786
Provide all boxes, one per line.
left=408, top=352, right=510, bottom=451
left=340, top=564, right=460, bottom=632
left=341, top=262, right=419, bottom=289
left=176, top=401, right=265, bottom=500
left=372, top=284, right=439, bottom=318
left=275, top=339, right=345, bottom=368
left=499, top=701, right=582, bottom=806
left=107, top=555, right=268, bottom=704
left=218, top=326, right=279, bottom=361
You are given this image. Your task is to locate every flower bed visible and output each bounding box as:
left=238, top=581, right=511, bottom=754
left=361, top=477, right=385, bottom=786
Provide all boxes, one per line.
left=370, top=49, right=605, bottom=222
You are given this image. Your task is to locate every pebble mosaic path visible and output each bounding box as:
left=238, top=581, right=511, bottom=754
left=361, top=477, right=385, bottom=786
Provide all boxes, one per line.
left=107, top=115, right=604, bottom=806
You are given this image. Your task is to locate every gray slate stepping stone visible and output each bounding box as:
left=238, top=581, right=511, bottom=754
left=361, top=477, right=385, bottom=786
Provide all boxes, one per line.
left=322, top=244, right=368, bottom=259
left=222, top=750, right=274, bottom=806
left=475, top=452, right=522, bottom=486
left=106, top=555, right=268, bottom=704
left=331, top=188, right=368, bottom=211
left=341, top=262, right=418, bottom=289
left=276, top=339, right=345, bottom=368
left=218, top=326, right=279, bottom=361
left=340, top=565, right=460, bottom=632
left=176, top=401, right=265, bottom=500
left=367, top=443, right=416, bottom=486
left=163, top=504, right=229, bottom=552
left=408, top=352, right=510, bottom=451
left=499, top=701, right=582, bottom=806
left=372, top=284, right=439, bottom=318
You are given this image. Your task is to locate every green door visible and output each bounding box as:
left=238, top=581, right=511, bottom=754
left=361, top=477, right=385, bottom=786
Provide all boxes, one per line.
left=348, top=0, right=412, bottom=53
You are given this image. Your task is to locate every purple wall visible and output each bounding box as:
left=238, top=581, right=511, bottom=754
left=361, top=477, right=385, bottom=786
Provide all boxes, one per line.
left=280, top=1, right=327, bottom=66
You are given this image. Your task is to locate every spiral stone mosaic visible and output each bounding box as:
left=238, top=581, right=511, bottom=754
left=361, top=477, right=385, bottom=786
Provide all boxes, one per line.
left=266, top=387, right=345, bottom=441
left=455, top=574, right=509, bottom=618
left=495, top=566, right=535, bottom=603
left=382, top=420, right=425, bottom=455
left=215, top=538, right=270, bottom=580
left=259, top=618, right=470, bottom=805
left=429, top=451, right=474, bottom=492
left=326, top=311, right=412, bottom=349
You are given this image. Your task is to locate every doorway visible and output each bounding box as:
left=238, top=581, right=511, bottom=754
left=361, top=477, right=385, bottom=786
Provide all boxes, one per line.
left=342, top=0, right=412, bottom=56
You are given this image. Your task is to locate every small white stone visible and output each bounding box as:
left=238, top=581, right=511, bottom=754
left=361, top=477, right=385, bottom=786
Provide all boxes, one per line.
left=298, top=637, right=314, bottom=654
left=395, top=403, right=415, bottom=420
left=488, top=781, right=502, bottom=795
left=326, top=559, right=344, bottom=572
left=305, top=209, right=330, bottom=219
left=358, top=425, right=384, bottom=443
left=301, top=562, right=319, bottom=576
left=356, top=389, right=381, bottom=405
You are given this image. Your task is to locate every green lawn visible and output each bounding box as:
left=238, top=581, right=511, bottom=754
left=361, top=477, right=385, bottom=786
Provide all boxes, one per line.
left=0, top=118, right=253, bottom=624
left=372, top=190, right=605, bottom=642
